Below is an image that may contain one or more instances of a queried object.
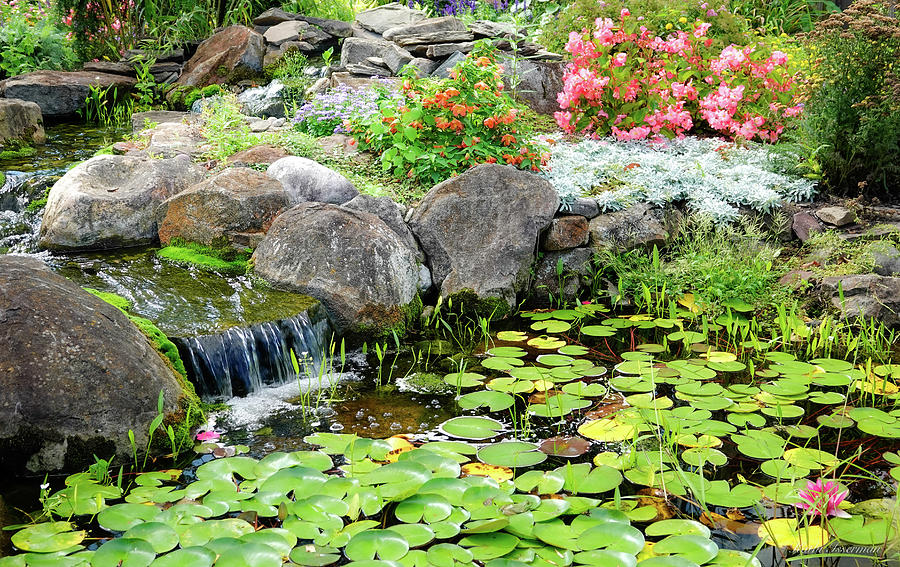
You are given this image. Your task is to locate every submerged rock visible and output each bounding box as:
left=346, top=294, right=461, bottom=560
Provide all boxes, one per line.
left=39, top=154, right=205, bottom=251
left=0, top=255, right=188, bottom=473
left=157, top=167, right=289, bottom=249
left=252, top=202, right=421, bottom=336
left=410, top=164, right=558, bottom=313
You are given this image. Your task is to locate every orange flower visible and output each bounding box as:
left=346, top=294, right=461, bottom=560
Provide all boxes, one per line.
left=501, top=134, right=517, bottom=146
left=474, top=81, right=489, bottom=90
left=448, top=119, right=463, bottom=132
left=483, top=116, right=497, bottom=129
left=486, top=156, right=497, bottom=163
left=445, top=87, right=460, bottom=97
left=451, top=104, right=468, bottom=117
left=477, top=56, right=491, bottom=67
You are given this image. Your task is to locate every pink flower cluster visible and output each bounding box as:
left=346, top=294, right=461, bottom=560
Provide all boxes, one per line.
left=795, top=478, right=851, bottom=518
left=555, top=11, right=802, bottom=143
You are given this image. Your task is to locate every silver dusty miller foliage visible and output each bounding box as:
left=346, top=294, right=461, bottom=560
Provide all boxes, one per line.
left=543, top=137, right=817, bottom=223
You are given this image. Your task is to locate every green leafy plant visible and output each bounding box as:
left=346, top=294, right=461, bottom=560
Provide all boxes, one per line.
left=350, top=43, right=547, bottom=185
left=0, top=14, right=77, bottom=79
left=799, top=0, right=900, bottom=195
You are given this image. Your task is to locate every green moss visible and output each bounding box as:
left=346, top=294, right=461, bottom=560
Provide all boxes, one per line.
left=445, top=289, right=511, bottom=320
left=0, top=171, right=5, bottom=186
left=157, top=241, right=250, bottom=274
left=0, top=146, right=36, bottom=160
left=93, top=144, right=115, bottom=157
left=24, top=188, right=49, bottom=213
left=84, top=287, right=132, bottom=311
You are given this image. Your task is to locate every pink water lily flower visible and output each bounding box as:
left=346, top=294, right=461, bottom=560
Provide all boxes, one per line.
left=795, top=479, right=851, bottom=518
left=196, top=430, right=221, bottom=442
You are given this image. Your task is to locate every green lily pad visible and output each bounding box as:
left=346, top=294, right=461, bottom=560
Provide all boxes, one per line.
left=179, top=518, right=255, bottom=547
left=387, top=524, right=435, bottom=548
left=487, top=347, right=527, bottom=358
left=559, top=345, right=590, bottom=356
left=783, top=448, right=839, bottom=470
left=481, top=357, right=524, bottom=371
left=707, top=550, right=761, bottom=567
left=577, top=522, right=644, bottom=554
left=345, top=530, right=409, bottom=562
left=122, top=523, right=178, bottom=554
left=458, top=533, right=520, bottom=560
left=514, top=470, right=565, bottom=494
left=443, top=372, right=485, bottom=388
left=98, top=503, right=161, bottom=533
left=205, top=538, right=282, bottom=567
left=477, top=441, right=546, bottom=468
left=10, top=522, right=85, bottom=554
left=680, top=448, right=727, bottom=467
left=645, top=519, right=710, bottom=538
left=653, top=535, right=718, bottom=564
left=581, top=325, right=617, bottom=337
left=457, top=390, right=515, bottom=412
left=557, top=463, right=623, bottom=495
left=829, top=515, right=899, bottom=546
left=91, top=538, right=156, bottom=567
left=149, top=547, right=216, bottom=567
left=529, top=394, right=592, bottom=418
left=439, top=416, right=503, bottom=440
left=531, top=320, right=572, bottom=333
left=395, top=494, right=452, bottom=524
left=578, top=419, right=638, bottom=443
left=539, top=436, right=591, bottom=458
left=289, top=545, right=341, bottom=566
left=533, top=521, right=580, bottom=551
left=496, top=331, right=528, bottom=342
left=561, top=382, right=608, bottom=397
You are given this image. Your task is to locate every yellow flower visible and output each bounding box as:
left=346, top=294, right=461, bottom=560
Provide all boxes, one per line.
left=679, top=16, right=688, bottom=24
left=666, top=23, right=673, bottom=30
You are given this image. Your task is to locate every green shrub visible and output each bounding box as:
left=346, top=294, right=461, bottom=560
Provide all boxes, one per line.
left=0, top=15, right=77, bottom=79
left=800, top=0, right=900, bottom=196
left=350, top=44, right=547, bottom=185
left=730, top=0, right=839, bottom=34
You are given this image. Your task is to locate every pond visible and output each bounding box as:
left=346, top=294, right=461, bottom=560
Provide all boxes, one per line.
left=1, top=123, right=897, bottom=567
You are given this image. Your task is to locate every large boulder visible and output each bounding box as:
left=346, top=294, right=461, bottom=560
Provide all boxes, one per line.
left=821, top=274, right=900, bottom=326
left=340, top=38, right=412, bottom=74
left=177, top=26, right=265, bottom=87
left=355, top=3, right=426, bottom=35
left=344, top=193, right=424, bottom=261
left=39, top=155, right=205, bottom=251
left=267, top=156, right=358, bottom=204
left=252, top=202, right=421, bottom=335
left=409, top=164, right=558, bottom=312
left=0, top=256, right=187, bottom=473
left=0, top=98, right=45, bottom=148
left=0, top=71, right=136, bottom=117
left=237, top=79, right=286, bottom=118
left=589, top=203, right=681, bottom=252
left=383, top=16, right=467, bottom=41
left=157, top=167, right=289, bottom=249
left=143, top=121, right=206, bottom=158
left=500, top=56, right=564, bottom=115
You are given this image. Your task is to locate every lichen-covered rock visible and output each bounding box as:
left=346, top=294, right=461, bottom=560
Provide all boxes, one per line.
left=409, top=164, right=558, bottom=312
left=177, top=26, right=265, bottom=87
left=267, top=156, right=358, bottom=204
left=0, top=71, right=136, bottom=117
left=225, top=144, right=290, bottom=166
left=157, top=167, right=289, bottom=249
left=0, top=255, right=186, bottom=473
left=821, top=274, right=900, bottom=326
left=343, top=193, right=424, bottom=261
left=499, top=56, right=564, bottom=115
left=355, top=3, right=426, bottom=34
left=252, top=202, right=421, bottom=335
left=237, top=79, right=286, bottom=118
left=0, top=98, right=45, bottom=148
left=589, top=203, right=681, bottom=252
left=542, top=215, right=590, bottom=251
left=39, top=155, right=205, bottom=251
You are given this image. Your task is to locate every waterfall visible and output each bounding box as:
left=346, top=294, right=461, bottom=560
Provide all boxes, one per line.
left=174, top=305, right=333, bottom=400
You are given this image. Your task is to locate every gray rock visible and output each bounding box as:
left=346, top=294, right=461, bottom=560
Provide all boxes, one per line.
left=561, top=197, right=600, bottom=219
left=39, top=155, right=205, bottom=250
left=409, top=164, right=558, bottom=312
left=130, top=110, right=189, bottom=134
left=542, top=215, right=590, bottom=251
left=253, top=7, right=299, bottom=26
left=238, top=79, right=286, bottom=118
left=532, top=247, right=594, bottom=307
left=426, top=42, right=475, bottom=59
left=176, top=26, right=265, bottom=87
left=499, top=55, right=564, bottom=115
left=225, top=144, right=290, bottom=167
left=407, top=57, right=439, bottom=76
left=0, top=71, right=136, bottom=117
left=264, top=20, right=310, bottom=45
left=821, top=274, right=900, bottom=326
left=871, top=242, right=900, bottom=276
left=355, top=2, right=426, bottom=35
left=297, top=15, right=353, bottom=38
left=816, top=206, right=855, bottom=227
left=589, top=203, right=681, bottom=252
left=252, top=202, right=421, bottom=335
left=394, top=31, right=474, bottom=47
left=149, top=61, right=182, bottom=83
left=344, top=194, right=424, bottom=261
left=792, top=211, right=823, bottom=242
left=267, top=156, right=358, bottom=205
left=144, top=121, right=205, bottom=158
left=0, top=255, right=186, bottom=473
left=351, top=22, right=385, bottom=41
left=468, top=19, right=520, bottom=39
left=123, top=47, right=185, bottom=64
left=383, top=16, right=467, bottom=41
left=347, top=63, right=392, bottom=76
left=431, top=51, right=467, bottom=78
left=82, top=61, right=133, bottom=76
left=0, top=98, right=45, bottom=148
left=157, top=167, right=289, bottom=249
left=340, top=37, right=411, bottom=74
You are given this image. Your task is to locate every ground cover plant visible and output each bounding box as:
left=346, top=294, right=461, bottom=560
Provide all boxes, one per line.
left=4, top=299, right=900, bottom=565
left=543, top=136, right=815, bottom=222
left=348, top=44, right=549, bottom=185
left=0, top=0, right=77, bottom=79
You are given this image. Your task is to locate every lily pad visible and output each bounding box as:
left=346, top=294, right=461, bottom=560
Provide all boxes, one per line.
left=539, top=436, right=591, bottom=458
left=91, top=538, right=156, bottom=567
left=457, top=391, right=515, bottom=412
left=439, top=417, right=503, bottom=440
left=345, top=530, right=409, bottom=562
left=10, top=522, right=85, bottom=554
left=478, top=442, right=546, bottom=468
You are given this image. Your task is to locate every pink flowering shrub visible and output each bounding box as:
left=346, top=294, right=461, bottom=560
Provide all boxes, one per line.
left=555, top=10, right=802, bottom=143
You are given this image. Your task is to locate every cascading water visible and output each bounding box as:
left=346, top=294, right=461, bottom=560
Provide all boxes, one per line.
left=174, top=305, right=333, bottom=401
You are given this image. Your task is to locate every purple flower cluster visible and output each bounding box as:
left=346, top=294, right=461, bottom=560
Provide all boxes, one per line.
left=407, top=0, right=478, bottom=16
left=293, top=82, right=402, bottom=137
